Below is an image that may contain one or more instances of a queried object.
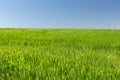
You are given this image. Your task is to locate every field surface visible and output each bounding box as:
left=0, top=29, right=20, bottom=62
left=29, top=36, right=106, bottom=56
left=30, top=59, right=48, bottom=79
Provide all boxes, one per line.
left=0, top=29, right=120, bottom=80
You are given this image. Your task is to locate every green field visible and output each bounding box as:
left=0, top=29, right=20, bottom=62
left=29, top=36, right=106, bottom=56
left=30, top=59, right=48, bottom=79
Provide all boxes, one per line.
left=0, top=29, right=120, bottom=80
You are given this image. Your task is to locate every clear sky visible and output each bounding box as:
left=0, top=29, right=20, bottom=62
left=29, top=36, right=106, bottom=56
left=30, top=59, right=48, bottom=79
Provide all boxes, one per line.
left=0, top=0, right=120, bottom=28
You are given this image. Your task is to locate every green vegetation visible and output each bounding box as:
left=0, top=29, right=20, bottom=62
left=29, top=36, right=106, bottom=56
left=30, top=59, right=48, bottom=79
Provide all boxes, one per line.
left=0, top=29, right=120, bottom=80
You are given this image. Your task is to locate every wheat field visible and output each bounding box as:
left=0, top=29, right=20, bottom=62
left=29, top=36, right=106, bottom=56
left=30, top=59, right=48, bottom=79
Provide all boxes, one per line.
left=0, top=29, right=120, bottom=80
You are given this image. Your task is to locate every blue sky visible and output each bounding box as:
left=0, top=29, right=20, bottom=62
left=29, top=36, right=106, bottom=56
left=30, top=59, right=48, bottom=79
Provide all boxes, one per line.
left=0, top=0, right=120, bottom=28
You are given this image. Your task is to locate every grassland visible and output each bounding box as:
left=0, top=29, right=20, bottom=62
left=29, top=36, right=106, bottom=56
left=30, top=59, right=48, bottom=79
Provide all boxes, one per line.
left=0, top=28, right=120, bottom=80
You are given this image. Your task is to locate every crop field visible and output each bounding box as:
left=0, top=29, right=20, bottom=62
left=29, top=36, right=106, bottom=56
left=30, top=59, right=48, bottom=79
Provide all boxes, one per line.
left=0, top=28, right=120, bottom=80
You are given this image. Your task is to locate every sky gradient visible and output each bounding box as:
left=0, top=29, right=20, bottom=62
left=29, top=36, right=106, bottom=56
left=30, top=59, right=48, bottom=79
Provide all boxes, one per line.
left=0, top=0, right=120, bottom=28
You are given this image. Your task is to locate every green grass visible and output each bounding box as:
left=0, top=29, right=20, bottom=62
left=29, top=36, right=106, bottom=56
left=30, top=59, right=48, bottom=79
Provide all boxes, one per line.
left=0, top=28, right=120, bottom=80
